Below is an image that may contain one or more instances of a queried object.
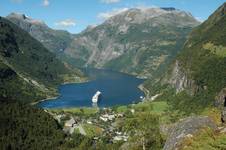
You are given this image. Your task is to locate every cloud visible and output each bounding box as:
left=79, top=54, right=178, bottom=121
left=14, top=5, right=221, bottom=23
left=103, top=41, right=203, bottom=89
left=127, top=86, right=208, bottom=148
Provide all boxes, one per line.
left=55, top=19, right=76, bottom=27
left=42, top=0, right=50, bottom=7
left=97, top=8, right=129, bottom=20
left=100, top=0, right=121, bottom=4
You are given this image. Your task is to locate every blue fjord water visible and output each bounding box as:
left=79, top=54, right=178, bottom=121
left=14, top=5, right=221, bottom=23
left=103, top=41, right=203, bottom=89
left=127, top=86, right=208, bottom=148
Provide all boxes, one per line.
left=38, top=68, right=145, bottom=108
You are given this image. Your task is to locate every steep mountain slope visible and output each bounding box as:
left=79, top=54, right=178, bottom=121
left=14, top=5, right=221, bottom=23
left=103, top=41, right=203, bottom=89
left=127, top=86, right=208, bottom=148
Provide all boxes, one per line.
left=0, top=17, right=82, bottom=149
left=168, top=3, right=226, bottom=95
left=155, top=3, right=226, bottom=113
left=6, top=13, right=88, bottom=67
left=66, top=7, right=199, bottom=78
left=0, top=60, right=46, bottom=102
left=7, top=13, right=72, bottom=54
left=0, top=17, right=81, bottom=102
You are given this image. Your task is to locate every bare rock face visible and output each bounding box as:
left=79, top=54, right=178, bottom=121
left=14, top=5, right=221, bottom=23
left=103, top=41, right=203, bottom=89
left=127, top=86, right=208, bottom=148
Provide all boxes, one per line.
left=163, top=116, right=217, bottom=150
left=163, top=60, right=197, bottom=94
left=221, top=108, right=226, bottom=123
left=215, top=88, right=226, bottom=123
left=215, top=88, right=226, bottom=108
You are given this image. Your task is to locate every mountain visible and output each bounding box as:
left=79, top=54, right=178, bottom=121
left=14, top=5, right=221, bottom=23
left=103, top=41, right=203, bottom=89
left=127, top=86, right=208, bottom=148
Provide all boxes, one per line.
left=155, top=3, right=226, bottom=113
left=6, top=9, right=199, bottom=79
left=0, top=17, right=82, bottom=102
left=65, top=7, right=200, bottom=78
left=0, top=16, right=83, bottom=149
left=6, top=13, right=73, bottom=54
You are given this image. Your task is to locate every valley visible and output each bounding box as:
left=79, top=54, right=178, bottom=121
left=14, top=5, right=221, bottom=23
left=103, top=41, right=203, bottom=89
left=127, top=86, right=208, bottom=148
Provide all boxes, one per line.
left=1, top=1, right=226, bottom=150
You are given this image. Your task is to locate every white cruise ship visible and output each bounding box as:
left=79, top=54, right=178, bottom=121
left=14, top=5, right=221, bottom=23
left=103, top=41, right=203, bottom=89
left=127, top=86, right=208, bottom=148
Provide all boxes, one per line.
left=92, top=91, right=101, bottom=103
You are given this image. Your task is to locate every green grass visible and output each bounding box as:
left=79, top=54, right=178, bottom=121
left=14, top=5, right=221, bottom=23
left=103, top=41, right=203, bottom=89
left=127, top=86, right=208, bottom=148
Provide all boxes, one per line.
left=179, top=128, right=226, bottom=150
left=149, top=101, right=169, bottom=114
left=74, top=128, right=80, bottom=134
left=119, top=112, right=164, bottom=150
left=203, top=42, right=226, bottom=58
left=82, top=124, right=103, bottom=138
left=116, top=101, right=168, bottom=114
left=49, top=107, right=99, bottom=116
left=116, top=105, right=130, bottom=113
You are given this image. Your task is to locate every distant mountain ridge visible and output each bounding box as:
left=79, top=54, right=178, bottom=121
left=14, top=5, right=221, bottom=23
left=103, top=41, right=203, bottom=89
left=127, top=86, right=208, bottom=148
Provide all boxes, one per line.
left=65, top=7, right=200, bottom=78
left=6, top=7, right=200, bottom=80
left=7, top=13, right=73, bottom=54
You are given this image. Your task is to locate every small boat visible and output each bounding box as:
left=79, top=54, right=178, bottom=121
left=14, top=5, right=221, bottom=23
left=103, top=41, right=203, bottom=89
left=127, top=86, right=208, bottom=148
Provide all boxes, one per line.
left=92, top=91, right=101, bottom=103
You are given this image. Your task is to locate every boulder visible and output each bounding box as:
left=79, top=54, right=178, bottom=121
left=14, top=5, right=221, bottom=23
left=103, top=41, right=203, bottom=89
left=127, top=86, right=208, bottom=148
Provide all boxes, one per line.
left=215, top=88, right=226, bottom=108
left=163, top=116, right=217, bottom=150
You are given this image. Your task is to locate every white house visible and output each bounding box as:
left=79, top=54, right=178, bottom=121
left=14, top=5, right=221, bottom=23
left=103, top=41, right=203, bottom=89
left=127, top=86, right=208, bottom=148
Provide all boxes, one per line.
left=100, top=116, right=108, bottom=122
left=65, top=118, right=76, bottom=127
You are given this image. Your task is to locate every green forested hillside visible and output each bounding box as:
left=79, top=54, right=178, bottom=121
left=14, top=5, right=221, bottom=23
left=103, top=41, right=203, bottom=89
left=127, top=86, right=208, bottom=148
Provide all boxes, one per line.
left=0, top=16, right=83, bottom=149
left=175, top=3, right=226, bottom=112
left=148, top=3, right=226, bottom=115
left=0, top=60, right=46, bottom=102
left=0, top=100, right=66, bottom=150
left=0, top=17, right=84, bottom=103
left=178, top=3, right=226, bottom=94
left=0, top=17, right=75, bottom=87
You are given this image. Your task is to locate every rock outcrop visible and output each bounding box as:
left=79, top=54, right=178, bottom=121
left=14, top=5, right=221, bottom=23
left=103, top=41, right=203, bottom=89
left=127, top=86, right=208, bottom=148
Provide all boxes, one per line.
left=163, top=60, right=197, bottom=94
left=215, top=88, right=226, bottom=108
left=215, top=88, right=226, bottom=123
left=163, top=116, right=217, bottom=150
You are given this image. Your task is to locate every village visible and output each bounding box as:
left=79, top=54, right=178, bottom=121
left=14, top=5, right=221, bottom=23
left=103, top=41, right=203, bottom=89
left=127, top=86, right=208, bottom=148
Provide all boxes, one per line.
left=47, top=107, right=132, bottom=143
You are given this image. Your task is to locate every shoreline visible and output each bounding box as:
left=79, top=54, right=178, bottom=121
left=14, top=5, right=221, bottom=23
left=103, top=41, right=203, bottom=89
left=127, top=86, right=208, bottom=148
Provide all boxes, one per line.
left=30, top=96, right=59, bottom=106
left=34, top=69, right=149, bottom=109
left=138, top=84, right=150, bottom=100
left=32, top=76, right=89, bottom=106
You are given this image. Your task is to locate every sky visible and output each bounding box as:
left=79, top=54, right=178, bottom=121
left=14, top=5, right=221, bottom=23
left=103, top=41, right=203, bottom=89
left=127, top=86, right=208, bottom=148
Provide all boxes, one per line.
left=0, top=0, right=225, bottom=33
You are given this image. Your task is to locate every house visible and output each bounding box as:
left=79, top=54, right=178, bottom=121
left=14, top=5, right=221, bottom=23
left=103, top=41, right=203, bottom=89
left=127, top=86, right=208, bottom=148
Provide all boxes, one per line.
left=100, top=116, right=108, bottom=122
left=131, top=109, right=135, bottom=114
left=100, top=114, right=116, bottom=122
left=113, top=135, right=129, bottom=142
left=65, top=118, right=77, bottom=127
left=87, top=120, right=93, bottom=124
left=116, top=113, right=124, bottom=118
